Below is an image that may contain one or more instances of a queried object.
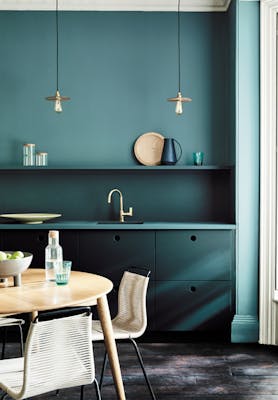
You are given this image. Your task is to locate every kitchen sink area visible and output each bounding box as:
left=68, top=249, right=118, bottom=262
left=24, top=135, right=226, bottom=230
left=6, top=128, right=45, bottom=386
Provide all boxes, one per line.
left=97, top=220, right=144, bottom=224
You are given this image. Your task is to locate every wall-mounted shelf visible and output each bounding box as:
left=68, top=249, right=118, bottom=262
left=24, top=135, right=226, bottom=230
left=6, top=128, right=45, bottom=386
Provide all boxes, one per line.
left=0, top=165, right=234, bottom=173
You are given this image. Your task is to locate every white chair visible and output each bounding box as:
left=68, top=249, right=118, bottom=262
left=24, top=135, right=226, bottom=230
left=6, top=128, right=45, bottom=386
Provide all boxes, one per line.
left=0, top=317, right=24, bottom=359
left=92, top=268, right=156, bottom=400
left=0, top=307, right=101, bottom=400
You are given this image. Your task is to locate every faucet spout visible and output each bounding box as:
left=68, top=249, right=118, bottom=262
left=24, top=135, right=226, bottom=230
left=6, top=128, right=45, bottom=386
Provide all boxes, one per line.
left=107, top=188, right=133, bottom=222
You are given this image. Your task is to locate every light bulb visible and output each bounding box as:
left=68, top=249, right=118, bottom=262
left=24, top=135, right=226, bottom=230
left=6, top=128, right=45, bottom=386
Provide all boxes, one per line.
left=175, top=100, right=183, bottom=115
left=55, top=99, right=62, bottom=113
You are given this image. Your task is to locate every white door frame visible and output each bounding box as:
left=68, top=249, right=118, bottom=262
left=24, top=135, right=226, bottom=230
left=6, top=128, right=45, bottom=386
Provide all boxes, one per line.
left=260, top=0, right=278, bottom=345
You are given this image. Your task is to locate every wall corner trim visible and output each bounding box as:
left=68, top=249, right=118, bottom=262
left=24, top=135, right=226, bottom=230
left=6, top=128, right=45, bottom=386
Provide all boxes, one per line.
left=231, top=314, right=259, bottom=343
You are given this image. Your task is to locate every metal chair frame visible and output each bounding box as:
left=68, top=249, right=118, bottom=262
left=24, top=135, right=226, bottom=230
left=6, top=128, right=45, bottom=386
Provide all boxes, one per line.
left=0, top=318, right=24, bottom=359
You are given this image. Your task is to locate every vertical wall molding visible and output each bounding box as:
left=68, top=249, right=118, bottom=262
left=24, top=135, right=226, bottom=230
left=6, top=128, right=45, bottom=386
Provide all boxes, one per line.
left=231, top=0, right=260, bottom=343
left=260, top=0, right=278, bottom=345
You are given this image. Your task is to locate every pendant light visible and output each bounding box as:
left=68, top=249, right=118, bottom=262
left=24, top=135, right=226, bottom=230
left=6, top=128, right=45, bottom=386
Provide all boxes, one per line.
left=167, top=0, right=191, bottom=115
left=46, top=0, right=70, bottom=112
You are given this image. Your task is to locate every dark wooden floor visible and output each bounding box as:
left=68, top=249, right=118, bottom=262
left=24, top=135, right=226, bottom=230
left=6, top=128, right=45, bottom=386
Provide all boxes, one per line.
left=2, top=340, right=278, bottom=399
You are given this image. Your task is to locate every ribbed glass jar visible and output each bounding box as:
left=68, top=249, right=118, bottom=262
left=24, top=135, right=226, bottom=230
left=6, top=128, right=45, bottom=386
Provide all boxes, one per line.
left=36, top=152, right=48, bottom=166
left=23, top=143, right=35, bottom=166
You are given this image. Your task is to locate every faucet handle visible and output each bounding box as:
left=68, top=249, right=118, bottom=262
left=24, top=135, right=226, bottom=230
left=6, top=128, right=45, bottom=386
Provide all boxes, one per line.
left=127, top=207, right=133, bottom=216
left=123, top=207, right=133, bottom=217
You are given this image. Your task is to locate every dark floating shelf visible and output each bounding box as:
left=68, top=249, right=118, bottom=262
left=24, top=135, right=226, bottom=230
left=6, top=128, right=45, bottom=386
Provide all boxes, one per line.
left=0, top=165, right=234, bottom=173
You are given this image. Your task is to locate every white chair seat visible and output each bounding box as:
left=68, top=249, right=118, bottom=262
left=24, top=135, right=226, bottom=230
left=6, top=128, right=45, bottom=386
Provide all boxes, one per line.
left=0, top=358, right=24, bottom=397
left=92, top=319, right=145, bottom=341
left=0, top=357, right=24, bottom=374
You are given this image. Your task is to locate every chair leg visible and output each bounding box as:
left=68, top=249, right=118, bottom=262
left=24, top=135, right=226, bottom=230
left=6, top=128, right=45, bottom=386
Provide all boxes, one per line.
left=130, top=338, right=157, bottom=400
left=80, top=385, right=84, bottom=400
left=18, top=324, right=24, bottom=357
left=1, top=327, right=7, bottom=359
left=99, top=350, right=108, bottom=390
left=94, top=379, right=102, bottom=400
left=1, top=393, right=8, bottom=400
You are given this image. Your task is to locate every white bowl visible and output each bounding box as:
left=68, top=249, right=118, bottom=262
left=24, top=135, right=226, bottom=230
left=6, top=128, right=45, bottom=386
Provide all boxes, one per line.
left=0, top=252, right=33, bottom=277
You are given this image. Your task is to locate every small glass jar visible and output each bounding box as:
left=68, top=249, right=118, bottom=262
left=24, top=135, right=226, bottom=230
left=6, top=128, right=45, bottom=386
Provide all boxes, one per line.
left=36, top=152, right=48, bottom=167
left=23, top=143, right=35, bottom=166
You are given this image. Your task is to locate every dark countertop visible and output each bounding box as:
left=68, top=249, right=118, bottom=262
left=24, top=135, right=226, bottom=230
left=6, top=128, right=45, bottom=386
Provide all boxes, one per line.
left=0, top=221, right=236, bottom=230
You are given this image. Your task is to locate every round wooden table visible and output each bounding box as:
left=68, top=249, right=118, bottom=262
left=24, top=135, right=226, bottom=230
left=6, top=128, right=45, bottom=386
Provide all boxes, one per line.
left=0, top=268, right=126, bottom=400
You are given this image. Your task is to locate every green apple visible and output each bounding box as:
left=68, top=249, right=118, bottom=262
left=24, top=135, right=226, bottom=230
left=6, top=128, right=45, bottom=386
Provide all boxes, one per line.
left=6, top=253, right=12, bottom=259
left=11, top=251, right=24, bottom=259
left=0, top=251, right=7, bottom=261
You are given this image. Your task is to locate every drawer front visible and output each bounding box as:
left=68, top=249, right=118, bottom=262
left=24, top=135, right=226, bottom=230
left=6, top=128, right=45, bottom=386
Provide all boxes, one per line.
left=155, top=281, right=233, bottom=331
left=79, top=231, right=155, bottom=280
left=156, top=230, right=234, bottom=281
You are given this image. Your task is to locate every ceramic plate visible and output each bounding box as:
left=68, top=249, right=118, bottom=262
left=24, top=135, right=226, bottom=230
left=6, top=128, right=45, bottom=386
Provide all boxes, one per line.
left=0, top=213, right=62, bottom=224
left=134, top=132, right=164, bottom=166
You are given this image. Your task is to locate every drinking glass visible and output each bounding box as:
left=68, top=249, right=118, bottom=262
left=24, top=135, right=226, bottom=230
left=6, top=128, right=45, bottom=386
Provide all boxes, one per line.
left=55, top=260, right=72, bottom=285
left=193, top=151, right=204, bottom=166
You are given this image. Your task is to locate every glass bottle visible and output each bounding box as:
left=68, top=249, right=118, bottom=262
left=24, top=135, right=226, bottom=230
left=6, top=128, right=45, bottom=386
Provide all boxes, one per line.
left=45, top=230, right=63, bottom=282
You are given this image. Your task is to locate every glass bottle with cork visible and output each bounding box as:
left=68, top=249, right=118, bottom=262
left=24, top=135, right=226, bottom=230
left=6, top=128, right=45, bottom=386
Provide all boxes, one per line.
left=45, top=230, right=63, bottom=282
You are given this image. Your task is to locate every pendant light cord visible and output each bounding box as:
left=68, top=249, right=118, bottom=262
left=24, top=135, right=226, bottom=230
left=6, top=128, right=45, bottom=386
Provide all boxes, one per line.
left=56, top=0, right=59, bottom=91
left=177, top=0, right=181, bottom=92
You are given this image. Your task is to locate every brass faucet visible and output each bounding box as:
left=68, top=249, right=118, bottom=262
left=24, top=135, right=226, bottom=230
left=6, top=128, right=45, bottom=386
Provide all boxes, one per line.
left=107, top=189, right=133, bottom=222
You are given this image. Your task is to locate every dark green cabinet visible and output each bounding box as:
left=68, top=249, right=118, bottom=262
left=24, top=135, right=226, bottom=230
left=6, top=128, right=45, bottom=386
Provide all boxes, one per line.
left=79, top=231, right=155, bottom=280
left=155, top=281, right=233, bottom=331
left=0, top=228, right=234, bottom=333
left=156, top=230, right=233, bottom=281
left=155, top=230, right=234, bottom=331
left=79, top=230, right=156, bottom=324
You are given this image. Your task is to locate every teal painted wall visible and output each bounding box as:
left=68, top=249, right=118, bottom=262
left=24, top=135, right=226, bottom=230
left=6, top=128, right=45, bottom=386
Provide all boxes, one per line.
left=0, top=11, right=235, bottom=222
left=231, top=0, right=260, bottom=342
left=0, top=11, right=233, bottom=167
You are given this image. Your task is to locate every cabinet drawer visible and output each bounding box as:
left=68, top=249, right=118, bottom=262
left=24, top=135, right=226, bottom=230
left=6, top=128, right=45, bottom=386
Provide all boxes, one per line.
left=79, top=231, right=155, bottom=280
left=155, top=280, right=233, bottom=331
left=156, top=230, right=234, bottom=281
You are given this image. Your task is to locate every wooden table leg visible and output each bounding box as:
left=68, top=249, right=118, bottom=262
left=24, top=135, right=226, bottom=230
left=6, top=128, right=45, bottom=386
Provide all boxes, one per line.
left=31, top=311, right=38, bottom=321
left=97, top=294, right=126, bottom=400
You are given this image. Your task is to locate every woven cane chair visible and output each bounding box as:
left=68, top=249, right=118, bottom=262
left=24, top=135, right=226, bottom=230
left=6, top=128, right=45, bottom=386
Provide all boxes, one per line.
left=0, top=307, right=101, bottom=400
left=0, top=317, right=24, bottom=359
left=92, top=268, right=156, bottom=400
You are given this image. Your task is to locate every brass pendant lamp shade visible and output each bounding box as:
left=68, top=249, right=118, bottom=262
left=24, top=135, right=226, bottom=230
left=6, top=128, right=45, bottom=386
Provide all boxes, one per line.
left=46, top=0, right=70, bottom=112
left=167, top=0, right=191, bottom=115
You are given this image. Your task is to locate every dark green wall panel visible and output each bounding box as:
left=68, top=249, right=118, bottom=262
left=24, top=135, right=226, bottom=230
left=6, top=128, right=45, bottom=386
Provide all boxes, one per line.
left=0, top=170, right=233, bottom=222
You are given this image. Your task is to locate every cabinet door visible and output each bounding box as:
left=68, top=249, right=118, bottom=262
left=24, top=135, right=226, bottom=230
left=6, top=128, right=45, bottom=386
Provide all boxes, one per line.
left=155, top=281, right=233, bottom=331
left=79, top=231, right=155, bottom=279
left=2, top=230, right=78, bottom=268
left=78, top=231, right=155, bottom=325
left=156, top=230, right=234, bottom=281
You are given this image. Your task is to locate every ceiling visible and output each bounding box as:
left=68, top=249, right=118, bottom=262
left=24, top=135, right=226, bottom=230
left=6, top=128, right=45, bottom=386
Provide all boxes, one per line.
left=0, top=0, right=232, bottom=12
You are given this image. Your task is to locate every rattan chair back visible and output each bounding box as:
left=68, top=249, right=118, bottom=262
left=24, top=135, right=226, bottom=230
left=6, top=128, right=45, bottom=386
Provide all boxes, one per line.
left=0, top=311, right=95, bottom=400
